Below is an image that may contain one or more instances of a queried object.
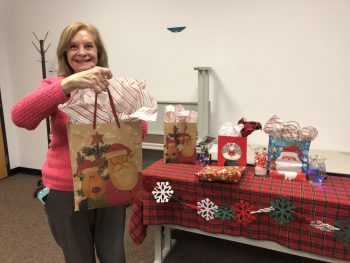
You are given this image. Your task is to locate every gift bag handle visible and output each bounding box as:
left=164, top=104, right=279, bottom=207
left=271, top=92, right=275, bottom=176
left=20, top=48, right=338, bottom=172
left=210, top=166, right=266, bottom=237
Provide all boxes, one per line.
left=93, top=88, right=121, bottom=129
left=280, top=121, right=300, bottom=140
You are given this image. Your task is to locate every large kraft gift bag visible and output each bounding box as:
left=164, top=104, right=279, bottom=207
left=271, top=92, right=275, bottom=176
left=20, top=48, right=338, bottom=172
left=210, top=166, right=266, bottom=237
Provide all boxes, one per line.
left=60, top=77, right=157, bottom=211
left=67, top=120, right=143, bottom=211
left=163, top=105, right=197, bottom=164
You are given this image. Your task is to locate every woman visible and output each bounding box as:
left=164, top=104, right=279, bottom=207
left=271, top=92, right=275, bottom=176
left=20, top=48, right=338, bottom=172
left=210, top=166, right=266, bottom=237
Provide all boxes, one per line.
left=11, top=22, right=146, bottom=263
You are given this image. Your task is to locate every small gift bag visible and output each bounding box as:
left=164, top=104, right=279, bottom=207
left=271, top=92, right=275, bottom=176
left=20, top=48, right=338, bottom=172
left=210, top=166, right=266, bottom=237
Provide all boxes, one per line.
left=217, top=136, right=247, bottom=167
left=263, top=115, right=318, bottom=181
left=217, top=119, right=261, bottom=167
left=60, top=77, right=157, bottom=211
left=163, top=105, right=197, bottom=164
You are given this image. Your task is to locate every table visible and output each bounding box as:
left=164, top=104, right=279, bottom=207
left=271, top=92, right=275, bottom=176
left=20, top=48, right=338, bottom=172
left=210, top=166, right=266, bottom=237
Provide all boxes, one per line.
left=129, top=160, right=350, bottom=263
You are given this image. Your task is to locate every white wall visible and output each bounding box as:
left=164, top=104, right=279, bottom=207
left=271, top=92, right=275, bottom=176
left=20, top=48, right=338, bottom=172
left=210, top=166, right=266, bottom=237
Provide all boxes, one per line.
left=0, top=0, right=18, bottom=168
left=2, top=0, right=350, bottom=171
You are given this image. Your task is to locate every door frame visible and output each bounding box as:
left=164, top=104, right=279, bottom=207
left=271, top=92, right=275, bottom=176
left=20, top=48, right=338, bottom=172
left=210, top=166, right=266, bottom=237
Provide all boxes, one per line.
left=0, top=88, right=11, bottom=177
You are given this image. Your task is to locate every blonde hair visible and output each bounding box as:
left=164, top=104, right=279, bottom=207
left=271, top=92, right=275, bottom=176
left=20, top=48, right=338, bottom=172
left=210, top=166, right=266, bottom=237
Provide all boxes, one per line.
left=56, top=22, right=108, bottom=76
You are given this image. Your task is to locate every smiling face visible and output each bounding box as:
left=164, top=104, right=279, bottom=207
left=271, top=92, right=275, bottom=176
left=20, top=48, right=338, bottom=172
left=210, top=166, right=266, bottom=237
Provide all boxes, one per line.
left=66, top=30, right=98, bottom=73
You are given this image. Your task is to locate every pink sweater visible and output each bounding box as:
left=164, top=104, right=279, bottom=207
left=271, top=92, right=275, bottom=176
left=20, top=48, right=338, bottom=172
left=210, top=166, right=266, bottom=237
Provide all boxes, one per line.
left=11, top=76, right=148, bottom=191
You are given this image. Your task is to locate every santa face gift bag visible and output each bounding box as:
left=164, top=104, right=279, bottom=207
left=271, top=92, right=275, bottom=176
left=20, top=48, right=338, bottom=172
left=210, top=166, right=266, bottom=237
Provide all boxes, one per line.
left=266, top=136, right=311, bottom=181
left=67, top=120, right=142, bottom=211
left=263, top=115, right=318, bottom=181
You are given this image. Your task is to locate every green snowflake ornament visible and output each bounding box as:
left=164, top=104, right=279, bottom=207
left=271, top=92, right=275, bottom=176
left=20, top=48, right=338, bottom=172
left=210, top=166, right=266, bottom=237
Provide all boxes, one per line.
left=214, top=205, right=235, bottom=220
left=269, top=197, right=295, bottom=224
left=334, top=218, right=350, bottom=246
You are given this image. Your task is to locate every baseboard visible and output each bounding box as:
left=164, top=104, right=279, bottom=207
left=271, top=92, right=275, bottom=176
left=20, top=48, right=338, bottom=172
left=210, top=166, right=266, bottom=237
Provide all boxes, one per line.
left=10, top=167, right=42, bottom=176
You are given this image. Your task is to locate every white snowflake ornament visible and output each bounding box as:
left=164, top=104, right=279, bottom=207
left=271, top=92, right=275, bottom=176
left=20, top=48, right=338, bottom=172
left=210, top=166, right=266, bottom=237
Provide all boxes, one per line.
left=197, top=198, right=218, bottom=221
left=152, top=182, right=174, bottom=203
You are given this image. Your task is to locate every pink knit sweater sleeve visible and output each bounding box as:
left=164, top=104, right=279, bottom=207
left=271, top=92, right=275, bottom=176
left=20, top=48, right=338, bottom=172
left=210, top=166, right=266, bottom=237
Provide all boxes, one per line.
left=11, top=76, right=68, bottom=130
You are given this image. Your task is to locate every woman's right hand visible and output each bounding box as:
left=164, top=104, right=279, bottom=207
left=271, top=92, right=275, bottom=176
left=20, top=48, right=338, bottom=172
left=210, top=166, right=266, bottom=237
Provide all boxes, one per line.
left=61, top=66, right=113, bottom=95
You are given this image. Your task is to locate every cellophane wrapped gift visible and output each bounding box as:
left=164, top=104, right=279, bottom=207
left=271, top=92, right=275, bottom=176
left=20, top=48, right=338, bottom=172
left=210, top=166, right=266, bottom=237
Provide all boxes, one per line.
left=263, top=115, right=318, bottom=181
left=59, top=77, right=157, bottom=211
left=163, top=105, right=197, bottom=164
left=195, top=166, right=246, bottom=183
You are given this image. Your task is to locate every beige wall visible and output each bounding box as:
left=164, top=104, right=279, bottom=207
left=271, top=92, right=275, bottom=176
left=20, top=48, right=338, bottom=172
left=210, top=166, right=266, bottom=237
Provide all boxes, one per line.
left=2, top=0, right=350, bottom=171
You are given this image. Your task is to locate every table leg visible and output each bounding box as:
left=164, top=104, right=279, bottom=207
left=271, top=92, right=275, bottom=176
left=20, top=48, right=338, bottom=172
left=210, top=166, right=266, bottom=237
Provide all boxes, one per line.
left=164, top=226, right=171, bottom=252
left=153, top=226, right=177, bottom=263
left=154, top=225, right=163, bottom=263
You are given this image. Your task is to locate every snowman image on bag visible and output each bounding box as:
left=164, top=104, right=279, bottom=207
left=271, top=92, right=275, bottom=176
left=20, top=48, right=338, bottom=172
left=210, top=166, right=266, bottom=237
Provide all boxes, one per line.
left=222, top=142, right=242, bottom=166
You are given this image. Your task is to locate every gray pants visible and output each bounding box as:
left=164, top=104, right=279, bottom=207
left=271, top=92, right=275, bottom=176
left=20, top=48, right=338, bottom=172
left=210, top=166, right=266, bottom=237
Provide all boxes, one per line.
left=45, top=189, right=126, bottom=263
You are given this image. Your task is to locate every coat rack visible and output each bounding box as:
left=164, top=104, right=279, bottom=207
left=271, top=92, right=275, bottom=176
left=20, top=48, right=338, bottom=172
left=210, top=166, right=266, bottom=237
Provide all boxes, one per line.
left=32, top=31, right=51, bottom=146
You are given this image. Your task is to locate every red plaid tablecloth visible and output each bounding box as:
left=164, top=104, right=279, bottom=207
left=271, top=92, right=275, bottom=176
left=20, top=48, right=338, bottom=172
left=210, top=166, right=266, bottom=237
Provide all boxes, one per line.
left=129, top=160, right=350, bottom=260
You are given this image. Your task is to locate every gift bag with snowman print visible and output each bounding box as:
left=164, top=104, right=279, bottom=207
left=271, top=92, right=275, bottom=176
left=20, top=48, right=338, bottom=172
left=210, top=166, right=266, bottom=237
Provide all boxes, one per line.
left=61, top=77, right=157, bottom=211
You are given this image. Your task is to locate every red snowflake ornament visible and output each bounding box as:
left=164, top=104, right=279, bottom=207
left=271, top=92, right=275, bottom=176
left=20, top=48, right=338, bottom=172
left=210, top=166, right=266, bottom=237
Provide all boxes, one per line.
left=232, top=200, right=256, bottom=226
